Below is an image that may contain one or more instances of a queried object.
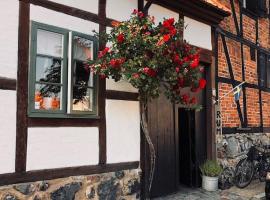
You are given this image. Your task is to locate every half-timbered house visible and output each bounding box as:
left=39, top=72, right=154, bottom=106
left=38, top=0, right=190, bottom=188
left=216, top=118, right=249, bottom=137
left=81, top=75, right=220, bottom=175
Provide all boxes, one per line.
left=4, top=0, right=267, bottom=199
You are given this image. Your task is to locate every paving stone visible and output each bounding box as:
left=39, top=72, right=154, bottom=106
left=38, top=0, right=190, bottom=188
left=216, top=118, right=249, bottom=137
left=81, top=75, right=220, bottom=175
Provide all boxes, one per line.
left=154, top=181, right=265, bottom=200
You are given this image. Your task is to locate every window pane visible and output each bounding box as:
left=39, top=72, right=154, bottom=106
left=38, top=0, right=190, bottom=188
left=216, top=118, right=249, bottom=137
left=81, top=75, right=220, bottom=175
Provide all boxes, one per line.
left=35, top=84, right=62, bottom=110
left=72, top=87, right=93, bottom=112
left=73, top=36, right=93, bottom=61
left=37, top=29, right=63, bottom=57
left=36, top=56, right=62, bottom=83
left=73, top=60, right=93, bottom=87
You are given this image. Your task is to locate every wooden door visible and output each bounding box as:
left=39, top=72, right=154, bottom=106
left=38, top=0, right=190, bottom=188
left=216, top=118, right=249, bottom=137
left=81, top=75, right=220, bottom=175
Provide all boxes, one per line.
left=146, top=93, right=177, bottom=198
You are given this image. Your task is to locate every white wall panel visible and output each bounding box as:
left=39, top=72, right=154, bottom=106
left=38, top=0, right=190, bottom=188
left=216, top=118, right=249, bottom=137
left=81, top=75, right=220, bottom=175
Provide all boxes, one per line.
left=184, top=16, right=212, bottom=50
left=30, top=5, right=99, bottom=35
left=106, top=79, right=138, bottom=93
left=51, top=0, right=98, bottom=14
left=0, top=90, right=16, bottom=174
left=106, top=0, right=137, bottom=21
left=0, top=0, right=19, bottom=79
left=148, top=3, right=179, bottom=24
left=27, top=127, right=99, bottom=170
left=106, top=100, right=140, bottom=163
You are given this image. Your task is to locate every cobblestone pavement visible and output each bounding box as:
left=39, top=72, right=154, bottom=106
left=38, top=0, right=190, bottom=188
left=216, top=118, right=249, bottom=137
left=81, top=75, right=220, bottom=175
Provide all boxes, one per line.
left=154, top=180, right=265, bottom=200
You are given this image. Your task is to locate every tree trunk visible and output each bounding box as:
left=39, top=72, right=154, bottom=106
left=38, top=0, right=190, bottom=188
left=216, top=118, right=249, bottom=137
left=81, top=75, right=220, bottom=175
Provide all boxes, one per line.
left=140, top=101, right=156, bottom=197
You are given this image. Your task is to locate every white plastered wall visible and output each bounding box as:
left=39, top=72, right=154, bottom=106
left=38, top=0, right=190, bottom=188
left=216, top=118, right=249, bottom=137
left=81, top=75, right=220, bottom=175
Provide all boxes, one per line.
left=0, top=0, right=18, bottom=174
left=148, top=3, right=179, bottom=24
left=51, top=0, right=99, bottom=14
left=0, top=91, right=16, bottom=174
left=184, top=16, right=212, bottom=50
left=106, top=100, right=140, bottom=163
left=27, top=4, right=100, bottom=170
left=0, top=0, right=19, bottom=79
left=30, top=4, right=99, bottom=35
left=27, top=127, right=99, bottom=170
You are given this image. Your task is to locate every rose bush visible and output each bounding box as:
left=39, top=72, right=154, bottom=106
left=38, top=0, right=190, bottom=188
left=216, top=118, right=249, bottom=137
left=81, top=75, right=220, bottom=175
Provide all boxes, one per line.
left=88, top=10, right=206, bottom=108
left=87, top=10, right=206, bottom=192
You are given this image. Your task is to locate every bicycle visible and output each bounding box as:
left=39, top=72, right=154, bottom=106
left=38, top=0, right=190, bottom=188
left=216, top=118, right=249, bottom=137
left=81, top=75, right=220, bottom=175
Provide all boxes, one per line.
left=234, top=144, right=270, bottom=188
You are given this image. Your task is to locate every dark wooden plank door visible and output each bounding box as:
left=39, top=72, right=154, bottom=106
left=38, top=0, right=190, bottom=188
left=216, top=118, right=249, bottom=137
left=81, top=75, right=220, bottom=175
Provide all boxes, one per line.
left=147, top=92, right=177, bottom=198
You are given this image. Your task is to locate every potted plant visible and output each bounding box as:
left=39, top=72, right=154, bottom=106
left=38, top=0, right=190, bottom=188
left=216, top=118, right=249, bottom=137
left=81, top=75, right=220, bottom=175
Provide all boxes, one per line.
left=200, top=160, right=223, bottom=191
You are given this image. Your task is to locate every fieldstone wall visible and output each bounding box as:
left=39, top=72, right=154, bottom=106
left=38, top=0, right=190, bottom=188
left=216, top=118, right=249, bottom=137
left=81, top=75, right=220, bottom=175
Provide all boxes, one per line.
left=217, top=133, right=270, bottom=168
left=0, top=169, right=141, bottom=200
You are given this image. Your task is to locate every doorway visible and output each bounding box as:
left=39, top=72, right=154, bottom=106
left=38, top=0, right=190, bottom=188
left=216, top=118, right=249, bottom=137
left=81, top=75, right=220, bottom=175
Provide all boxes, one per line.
left=178, top=108, right=206, bottom=188
left=141, top=65, right=210, bottom=198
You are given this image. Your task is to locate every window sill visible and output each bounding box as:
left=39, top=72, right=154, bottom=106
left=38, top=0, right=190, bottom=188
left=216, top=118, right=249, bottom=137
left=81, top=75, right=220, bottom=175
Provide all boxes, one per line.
left=28, top=112, right=100, bottom=119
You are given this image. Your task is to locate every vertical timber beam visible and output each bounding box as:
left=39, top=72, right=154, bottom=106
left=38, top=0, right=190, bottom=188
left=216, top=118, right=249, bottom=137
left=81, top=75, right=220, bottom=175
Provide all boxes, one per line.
left=240, top=43, right=248, bottom=127
left=138, top=0, right=144, bottom=12
left=221, top=35, right=245, bottom=127
left=230, top=0, right=240, bottom=36
left=16, top=0, right=30, bottom=172
left=98, top=0, right=107, bottom=165
left=258, top=51, right=264, bottom=132
left=239, top=0, right=243, bottom=36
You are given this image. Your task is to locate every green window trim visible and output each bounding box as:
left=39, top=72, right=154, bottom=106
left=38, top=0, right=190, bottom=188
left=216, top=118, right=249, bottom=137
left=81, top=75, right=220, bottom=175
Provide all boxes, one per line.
left=28, top=21, right=99, bottom=119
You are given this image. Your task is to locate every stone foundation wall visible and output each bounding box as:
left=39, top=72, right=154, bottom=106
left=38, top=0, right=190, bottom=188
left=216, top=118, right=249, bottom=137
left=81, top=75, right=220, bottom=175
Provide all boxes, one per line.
left=0, top=169, right=141, bottom=200
left=217, top=133, right=270, bottom=168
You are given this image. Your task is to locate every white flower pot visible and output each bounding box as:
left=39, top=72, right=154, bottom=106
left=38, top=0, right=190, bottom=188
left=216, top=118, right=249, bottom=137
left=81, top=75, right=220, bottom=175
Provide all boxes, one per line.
left=202, top=175, right=219, bottom=191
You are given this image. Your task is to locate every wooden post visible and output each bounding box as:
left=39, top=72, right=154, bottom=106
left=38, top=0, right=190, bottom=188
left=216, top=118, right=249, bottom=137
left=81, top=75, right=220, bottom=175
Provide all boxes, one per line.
left=16, top=0, right=30, bottom=172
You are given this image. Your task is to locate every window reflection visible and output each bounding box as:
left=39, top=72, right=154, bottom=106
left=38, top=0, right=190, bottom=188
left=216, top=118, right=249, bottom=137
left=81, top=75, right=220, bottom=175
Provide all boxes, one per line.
left=35, top=84, right=62, bottom=110
left=36, top=57, right=62, bottom=83
left=72, top=35, right=94, bottom=112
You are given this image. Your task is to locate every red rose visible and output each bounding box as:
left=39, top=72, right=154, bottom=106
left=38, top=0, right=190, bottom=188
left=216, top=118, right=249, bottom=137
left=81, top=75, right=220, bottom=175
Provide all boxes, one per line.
left=183, top=56, right=190, bottom=62
left=199, top=78, right=206, bottom=89
left=163, top=18, right=174, bottom=28
left=190, top=58, right=199, bottom=68
left=170, top=28, right=177, bottom=36
left=182, top=94, right=189, bottom=104
left=132, top=73, right=140, bottom=79
left=138, top=11, right=144, bottom=18
left=174, top=54, right=180, bottom=63
left=143, top=67, right=157, bottom=77
left=98, top=47, right=110, bottom=58
left=175, top=67, right=180, bottom=73
left=190, top=97, right=197, bottom=104
left=117, top=33, right=125, bottom=43
left=163, top=34, right=171, bottom=42
left=132, top=9, right=138, bottom=14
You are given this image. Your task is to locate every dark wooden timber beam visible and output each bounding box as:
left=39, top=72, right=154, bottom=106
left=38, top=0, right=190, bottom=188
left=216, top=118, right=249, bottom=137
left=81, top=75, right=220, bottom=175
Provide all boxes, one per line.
left=199, top=48, right=212, bottom=64
left=19, top=0, right=114, bottom=27
left=106, top=90, right=139, bottom=101
left=143, top=0, right=153, bottom=14
left=98, top=0, right=107, bottom=165
left=0, top=161, right=139, bottom=186
left=15, top=0, right=30, bottom=173
left=150, top=0, right=230, bottom=26
left=0, top=77, right=16, bottom=90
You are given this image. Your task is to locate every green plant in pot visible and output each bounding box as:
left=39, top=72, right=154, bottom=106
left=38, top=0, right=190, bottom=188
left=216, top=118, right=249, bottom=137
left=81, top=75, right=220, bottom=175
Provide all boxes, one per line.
left=200, top=160, right=223, bottom=191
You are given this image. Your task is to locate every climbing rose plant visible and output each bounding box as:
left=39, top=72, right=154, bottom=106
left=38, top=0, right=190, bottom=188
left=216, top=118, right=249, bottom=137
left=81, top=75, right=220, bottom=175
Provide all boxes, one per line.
left=87, top=10, right=206, bottom=107
left=87, top=10, right=206, bottom=193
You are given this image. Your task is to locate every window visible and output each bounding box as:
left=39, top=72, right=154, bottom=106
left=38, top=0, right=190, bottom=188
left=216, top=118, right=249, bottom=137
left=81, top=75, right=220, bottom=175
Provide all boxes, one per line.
left=243, top=0, right=267, bottom=17
left=258, top=52, right=270, bottom=88
left=29, top=22, right=98, bottom=118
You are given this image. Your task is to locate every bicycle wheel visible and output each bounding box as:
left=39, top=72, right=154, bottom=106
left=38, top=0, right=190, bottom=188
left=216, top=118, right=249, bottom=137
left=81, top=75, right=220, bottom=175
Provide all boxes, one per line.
left=235, top=158, right=254, bottom=188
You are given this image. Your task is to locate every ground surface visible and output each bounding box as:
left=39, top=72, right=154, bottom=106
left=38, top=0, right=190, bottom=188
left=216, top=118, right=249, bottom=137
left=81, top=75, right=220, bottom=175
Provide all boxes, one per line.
left=154, top=180, right=265, bottom=200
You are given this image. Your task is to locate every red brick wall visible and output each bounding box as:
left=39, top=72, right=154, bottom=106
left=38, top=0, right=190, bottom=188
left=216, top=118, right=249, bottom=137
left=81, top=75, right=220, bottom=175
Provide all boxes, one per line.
left=218, top=0, right=270, bottom=128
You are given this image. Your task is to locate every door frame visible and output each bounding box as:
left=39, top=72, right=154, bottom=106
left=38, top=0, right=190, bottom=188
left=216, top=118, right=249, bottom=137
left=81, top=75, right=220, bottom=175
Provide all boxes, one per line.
left=140, top=46, right=215, bottom=199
